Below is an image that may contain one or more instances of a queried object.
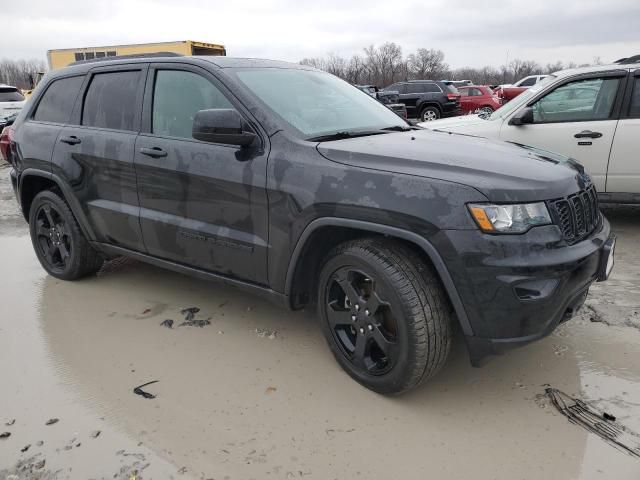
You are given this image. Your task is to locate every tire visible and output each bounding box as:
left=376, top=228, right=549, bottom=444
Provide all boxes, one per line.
left=420, top=106, right=440, bottom=122
left=28, top=190, right=104, bottom=280
left=477, top=106, right=494, bottom=117
left=317, top=238, right=452, bottom=395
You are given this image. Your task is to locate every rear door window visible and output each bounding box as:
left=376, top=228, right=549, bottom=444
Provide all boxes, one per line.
left=33, top=76, right=84, bottom=124
left=0, top=88, right=25, bottom=102
left=82, top=70, right=142, bottom=131
left=406, top=83, right=425, bottom=94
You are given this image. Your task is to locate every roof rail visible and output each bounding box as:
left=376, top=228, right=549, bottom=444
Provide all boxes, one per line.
left=614, top=55, right=640, bottom=64
left=69, top=52, right=182, bottom=66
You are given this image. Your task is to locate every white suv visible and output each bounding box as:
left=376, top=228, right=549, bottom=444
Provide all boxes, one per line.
left=0, top=84, right=26, bottom=122
left=420, top=59, right=640, bottom=203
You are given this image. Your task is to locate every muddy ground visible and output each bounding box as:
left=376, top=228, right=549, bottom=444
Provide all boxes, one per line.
left=1, top=162, right=639, bottom=479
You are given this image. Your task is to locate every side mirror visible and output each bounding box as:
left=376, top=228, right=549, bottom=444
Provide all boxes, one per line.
left=509, top=106, right=534, bottom=126
left=192, top=109, right=257, bottom=147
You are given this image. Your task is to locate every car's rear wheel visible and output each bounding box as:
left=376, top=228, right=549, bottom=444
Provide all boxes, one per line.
left=29, top=190, right=104, bottom=280
left=317, top=238, right=452, bottom=395
left=420, top=106, right=440, bottom=122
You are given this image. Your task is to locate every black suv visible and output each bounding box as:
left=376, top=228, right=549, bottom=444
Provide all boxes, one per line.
left=3, top=56, right=615, bottom=394
left=384, top=80, right=461, bottom=121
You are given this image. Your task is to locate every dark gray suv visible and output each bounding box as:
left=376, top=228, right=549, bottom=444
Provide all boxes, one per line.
left=383, top=80, right=461, bottom=121
left=2, top=56, right=615, bottom=394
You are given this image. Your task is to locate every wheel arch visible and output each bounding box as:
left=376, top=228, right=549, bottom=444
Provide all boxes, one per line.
left=418, top=102, right=442, bottom=114
left=284, top=218, right=473, bottom=336
left=19, top=169, right=97, bottom=241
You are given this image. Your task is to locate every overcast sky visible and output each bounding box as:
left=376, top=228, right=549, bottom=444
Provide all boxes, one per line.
left=3, top=0, right=640, bottom=69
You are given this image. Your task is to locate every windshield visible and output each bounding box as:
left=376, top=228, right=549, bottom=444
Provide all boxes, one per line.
left=489, top=75, right=556, bottom=120
left=234, top=68, right=408, bottom=138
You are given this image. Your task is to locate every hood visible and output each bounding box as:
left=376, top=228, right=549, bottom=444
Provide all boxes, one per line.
left=317, top=129, right=591, bottom=203
left=418, top=114, right=489, bottom=130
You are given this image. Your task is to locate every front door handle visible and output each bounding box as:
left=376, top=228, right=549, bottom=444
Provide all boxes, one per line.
left=139, top=147, right=167, bottom=158
left=574, top=130, right=602, bottom=139
left=59, top=135, right=81, bottom=145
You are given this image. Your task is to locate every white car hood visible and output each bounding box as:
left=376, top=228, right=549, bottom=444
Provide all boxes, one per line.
left=418, top=114, right=488, bottom=130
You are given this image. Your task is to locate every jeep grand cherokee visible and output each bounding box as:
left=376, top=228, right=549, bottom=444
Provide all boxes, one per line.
left=2, top=56, right=615, bottom=394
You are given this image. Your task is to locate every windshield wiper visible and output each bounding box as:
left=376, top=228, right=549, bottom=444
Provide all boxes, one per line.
left=380, top=125, right=417, bottom=132
left=307, top=130, right=389, bottom=142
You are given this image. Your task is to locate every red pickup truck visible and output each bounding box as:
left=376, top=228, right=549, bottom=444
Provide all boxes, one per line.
left=494, top=75, right=548, bottom=102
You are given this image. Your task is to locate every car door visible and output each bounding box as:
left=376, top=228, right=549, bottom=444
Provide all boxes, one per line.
left=15, top=75, right=84, bottom=175
left=51, top=64, right=147, bottom=251
left=499, top=71, right=626, bottom=191
left=134, top=63, right=269, bottom=284
left=606, top=71, right=640, bottom=195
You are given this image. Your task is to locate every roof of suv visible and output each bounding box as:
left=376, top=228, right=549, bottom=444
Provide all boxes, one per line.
left=65, top=55, right=311, bottom=72
left=553, top=61, right=640, bottom=78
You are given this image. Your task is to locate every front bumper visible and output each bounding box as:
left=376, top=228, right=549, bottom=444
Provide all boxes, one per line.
left=431, top=217, right=612, bottom=365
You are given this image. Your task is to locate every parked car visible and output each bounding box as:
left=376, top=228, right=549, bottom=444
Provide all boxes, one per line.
left=3, top=55, right=615, bottom=394
left=355, top=84, right=408, bottom=119
left=0, top=84, right=26, bottom=120
left=495, top=75, right=549, bottom=102
left=419, top=58, right=640, bottom=203
left=457, top=85, right=503, bottom=116
left=383, top=80, right=461, bottom=121
left=442, top=79, right=472, bottom=88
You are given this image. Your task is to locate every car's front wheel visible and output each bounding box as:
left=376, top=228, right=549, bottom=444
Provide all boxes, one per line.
left=317, top=238, right=452, bottom=394
left=29, top=190, right=104, bottom=280
left=420, top=106, right=440, bottom=122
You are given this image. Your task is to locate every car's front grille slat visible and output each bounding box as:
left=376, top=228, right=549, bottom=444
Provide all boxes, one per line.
left=549, top=186, right=600, bottom=244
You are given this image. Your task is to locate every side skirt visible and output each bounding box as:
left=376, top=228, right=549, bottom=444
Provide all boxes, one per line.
left=92, top=242, right=290, bottom=309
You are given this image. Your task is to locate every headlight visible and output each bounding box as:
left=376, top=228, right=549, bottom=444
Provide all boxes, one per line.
left=468, top=202, right=551, bottom=233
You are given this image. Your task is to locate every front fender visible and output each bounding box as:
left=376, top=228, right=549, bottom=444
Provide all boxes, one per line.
left=284, top=217, right=473, bottom=336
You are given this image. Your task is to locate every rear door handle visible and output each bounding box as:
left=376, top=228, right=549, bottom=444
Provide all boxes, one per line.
left=139, top=147, right=167, bottom=158
left=59, top=135, right=81, bottom=145
left=574, top=130, right=602, bottom=139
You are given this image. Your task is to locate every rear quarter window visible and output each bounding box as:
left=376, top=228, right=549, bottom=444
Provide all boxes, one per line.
left=33, top=76, right=84, bottom=124
left=423, top=83, right=442, bottom=93
left=0, top=88, right=25, bottom=102
left=82, top=70, right=141, bottom=131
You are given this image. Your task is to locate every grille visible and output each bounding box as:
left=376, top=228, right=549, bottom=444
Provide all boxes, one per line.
left=548, top=186, right=600, bottom=244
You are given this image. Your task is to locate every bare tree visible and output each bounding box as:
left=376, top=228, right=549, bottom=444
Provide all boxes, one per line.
left=0, top=58, right=47, bottom=89
left=407, top=48, right=448, bottom=80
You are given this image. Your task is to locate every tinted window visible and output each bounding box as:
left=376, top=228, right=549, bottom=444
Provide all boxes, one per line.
left=519, top=77, right=537, bottom=87
left=82, top=71, right=141, bottom=131
left=424, top=83, right=441, bottom=93
left=33, top=76, right=83, bottom=124
left=458, top=87, right=469, bottom=96
left=0, top=88, right=25, bottom=102
left=532, top=77, right=620, bottom=123
left=152, top=70, right=233, bottom=139
left=443, top=84, right=459, bottom=94
left=629, top=77, right=640, bottom=118
left=468, top=88, right=483, bottom=96
left=405, top=83, right=425, bottom=94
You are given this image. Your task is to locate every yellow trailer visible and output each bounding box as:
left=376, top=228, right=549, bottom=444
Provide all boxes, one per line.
left=46, top=40, right=226, bottom=70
